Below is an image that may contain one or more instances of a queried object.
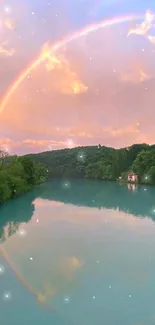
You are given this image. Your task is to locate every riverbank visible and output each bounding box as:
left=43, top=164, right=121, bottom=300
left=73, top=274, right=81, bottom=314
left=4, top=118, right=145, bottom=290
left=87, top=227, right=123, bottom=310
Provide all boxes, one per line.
left=27, top=143, right=155, bottom=186
left=1, top=141, right=155, bottom=205
left=0, top=154, right=47, bottom=204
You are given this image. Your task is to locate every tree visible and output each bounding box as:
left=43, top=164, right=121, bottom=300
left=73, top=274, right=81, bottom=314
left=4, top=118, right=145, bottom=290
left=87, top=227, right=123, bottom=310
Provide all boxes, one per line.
left=147, top=166, right=155, bottom=184
left=0, top=149, right=9, bottom=167
left=132, top=150, right=155, bottom=177
left=33, top=162, right=48, bottom=184
left=0, top=155, right=47, bottom=205
left=18, top=156, right=36, bottom=185
left=0, top=170, right=12, bottom=203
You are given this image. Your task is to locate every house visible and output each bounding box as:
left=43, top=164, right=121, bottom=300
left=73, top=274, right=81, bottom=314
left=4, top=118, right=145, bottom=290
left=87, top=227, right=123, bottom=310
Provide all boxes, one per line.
left=127, top=171, right=138, bottom=183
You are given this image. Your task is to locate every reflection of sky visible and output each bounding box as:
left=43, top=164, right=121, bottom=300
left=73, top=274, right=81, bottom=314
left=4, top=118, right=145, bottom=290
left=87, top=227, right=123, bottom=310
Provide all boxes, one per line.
left=1, top=180, right=155, bottom=324
left=1, top=197, right=155, bottom=312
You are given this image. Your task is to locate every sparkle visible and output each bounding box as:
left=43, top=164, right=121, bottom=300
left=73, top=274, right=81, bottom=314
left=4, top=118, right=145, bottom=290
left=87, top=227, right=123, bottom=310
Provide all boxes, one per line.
left=77, top=151, right=86, bottom=162
left=62, top=181, right=71, bottom=189
left=96, top=260, right=99, bottom=264
left=18, top=228, right=27, bottom=237
left=144, top=188, right=147, bottom=191
left=142, top=48, right=145, bottom=51
left=3, top=291, right=12, bottom=301
left=93, top=296, right=96, bottom=299
left=29, top=257, right=34, bottom=261
left=36, top=218, right=39, bottom=223
left=32, top=11, right=35, bottom=15
left=109, top=285, right=111, bottom=289
left=0, top=265, right=5, bottom=275
left=145, top=87, right=147, bottom=90
left=4, top=5, right=11, bottom=14
left=113, top=69, right=116, bottom=73
left=64, top=296, right=70, bottom=303
left=67, top=139, right=74, bottom=148
left=89, top=56, right=92, bottom=60
left=129, top=294, right=132, bottom=298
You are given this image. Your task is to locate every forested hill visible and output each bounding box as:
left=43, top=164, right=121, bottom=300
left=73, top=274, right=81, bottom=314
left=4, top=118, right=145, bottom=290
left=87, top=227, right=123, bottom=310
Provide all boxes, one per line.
left=27, top=143, right=155, bottom=184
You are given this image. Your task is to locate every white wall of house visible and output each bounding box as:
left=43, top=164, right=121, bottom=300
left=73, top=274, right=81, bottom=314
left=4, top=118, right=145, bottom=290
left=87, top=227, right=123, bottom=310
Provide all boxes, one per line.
left=128, top=174, right=137, bottom=182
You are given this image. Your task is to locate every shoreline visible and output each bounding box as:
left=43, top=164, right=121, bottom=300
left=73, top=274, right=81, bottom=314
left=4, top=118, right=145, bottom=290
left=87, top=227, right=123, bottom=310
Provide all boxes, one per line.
left=0, top=176, right=153, bottom=207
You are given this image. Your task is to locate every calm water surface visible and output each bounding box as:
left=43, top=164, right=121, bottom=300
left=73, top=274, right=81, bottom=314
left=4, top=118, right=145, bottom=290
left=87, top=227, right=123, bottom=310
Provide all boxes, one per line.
left=1, top=179, right=155, bottom=325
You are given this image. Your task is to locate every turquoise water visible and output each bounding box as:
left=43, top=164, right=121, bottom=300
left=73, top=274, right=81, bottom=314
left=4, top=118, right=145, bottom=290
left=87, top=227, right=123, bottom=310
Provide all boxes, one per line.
left=1, top=179, right=155, bottom=325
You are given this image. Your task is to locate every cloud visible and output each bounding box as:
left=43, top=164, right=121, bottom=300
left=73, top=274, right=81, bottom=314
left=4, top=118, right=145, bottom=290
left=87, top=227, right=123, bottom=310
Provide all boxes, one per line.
left=103, top=124, right=140, bottom=137
left=0, top=121, right=141, bottom=154
left=127, top=10, right=154, bottom=37
left=120, top=68, right=151, bottom=84
left=0, top=43, right=16, bottom=56
left=39, top=43, right=88, bottom=95
left=4, top=18, right=15, bottom=30
left=1, top=8, right=155, bottom=153
left=147, top=35, right=155, bottom=44
left=127, top=9, right=155, bottom=48
left=0, top=138, right=68, bottom=154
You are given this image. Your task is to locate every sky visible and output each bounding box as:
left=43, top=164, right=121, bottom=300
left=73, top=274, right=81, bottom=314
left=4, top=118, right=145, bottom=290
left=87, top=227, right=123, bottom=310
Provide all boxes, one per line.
left=1, top=0, right=155, bottom=154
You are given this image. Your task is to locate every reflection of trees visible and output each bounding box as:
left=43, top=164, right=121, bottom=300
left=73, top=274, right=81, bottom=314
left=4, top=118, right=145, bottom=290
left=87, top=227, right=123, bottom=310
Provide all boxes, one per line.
left=0, top=189, right=36, bottom=242
left=0, top=223, right=19, bottom=242
left=38, top=180, right=155, bottom=221
left=7, top=221, right=20, bottom=238
left=1, top=179, right=155, bottom=243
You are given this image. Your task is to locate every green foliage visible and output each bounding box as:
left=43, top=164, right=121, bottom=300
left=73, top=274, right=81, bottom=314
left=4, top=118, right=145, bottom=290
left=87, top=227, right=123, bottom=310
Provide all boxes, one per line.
left=147, top=166, right=155, bottom=184
left=0, top=151, right=47, bottom=204
left=132, top=149, right=155, bottom=182
left=1, top=142, right=155, bottom=205
left=26, top=143, right=155, bottom=185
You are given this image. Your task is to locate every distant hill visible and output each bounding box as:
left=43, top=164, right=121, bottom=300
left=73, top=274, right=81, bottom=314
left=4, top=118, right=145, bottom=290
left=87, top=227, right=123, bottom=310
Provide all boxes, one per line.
left=26, top=143, right=155, bottom=184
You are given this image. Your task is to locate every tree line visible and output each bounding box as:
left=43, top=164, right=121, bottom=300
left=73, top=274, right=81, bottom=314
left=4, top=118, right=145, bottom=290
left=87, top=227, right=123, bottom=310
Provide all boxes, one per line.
left=0, top=150, right=47, bottom=204
left=27, top=143, right=155, bottom=185
left=1, top=142, right=155, bottom=205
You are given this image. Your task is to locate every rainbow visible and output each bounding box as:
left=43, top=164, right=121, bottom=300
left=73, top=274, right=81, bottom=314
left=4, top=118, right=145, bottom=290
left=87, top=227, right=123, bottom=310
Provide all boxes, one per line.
left=0, top=13, right=142, bottom=114
left=0, top=245, right=55, bottom=306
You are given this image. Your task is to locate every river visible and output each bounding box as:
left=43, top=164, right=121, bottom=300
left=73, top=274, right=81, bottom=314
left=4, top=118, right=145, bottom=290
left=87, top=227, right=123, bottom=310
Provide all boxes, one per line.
left=0, top=179, right=155, bottom=325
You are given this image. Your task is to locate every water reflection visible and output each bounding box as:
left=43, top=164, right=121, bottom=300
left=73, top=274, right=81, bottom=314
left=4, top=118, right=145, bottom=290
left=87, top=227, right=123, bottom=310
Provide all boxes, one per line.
left=0, top=190, right=35, bottom=242
left=1, top=179, right=155, bottom=325
left=127, top=183, right=137, bottom=192
left=1, top=179, right=155, bottom=243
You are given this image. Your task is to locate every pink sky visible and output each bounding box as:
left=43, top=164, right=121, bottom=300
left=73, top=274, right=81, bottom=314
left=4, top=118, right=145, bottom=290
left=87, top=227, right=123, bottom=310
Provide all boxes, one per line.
left=0, top=2, right=155, bottom=154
